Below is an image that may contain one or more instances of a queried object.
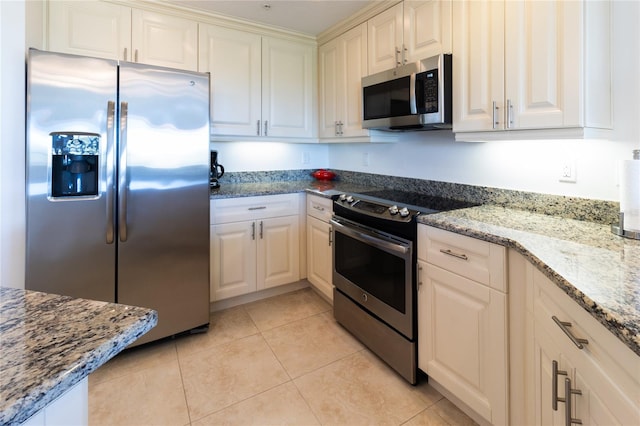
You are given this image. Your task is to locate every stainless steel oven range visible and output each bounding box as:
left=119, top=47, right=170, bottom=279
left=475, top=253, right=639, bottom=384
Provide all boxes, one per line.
left=331, top=190, right=475, bottom=384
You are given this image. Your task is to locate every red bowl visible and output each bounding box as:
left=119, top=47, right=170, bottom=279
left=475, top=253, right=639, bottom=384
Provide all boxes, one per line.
left=311, top=169, right=336, bottom=181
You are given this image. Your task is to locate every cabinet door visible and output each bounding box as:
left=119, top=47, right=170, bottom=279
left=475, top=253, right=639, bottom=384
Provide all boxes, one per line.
left=340, top=23, right=369, bottom=137
left=422, top=263, right=507, bottom=424
left=318, top=38, right=340, bottom=138
left=210, top=222, right=256, bottom=301
left=199, top=24, right=262, bottom=137
left=403, top=0, right=452, bottom=62
left=452, top=0, right=505, bottom=132
left=504, top=0, right=582, bottom=129
left=262, top=37, right=316, bottom=138
left=533, top=322, right=569, bottom=426
left=367, top=3, right=403, bottom=74
left=318, top=23, right=368, bottom=139
left=257, top=216, right=300, bottom=290
left=574, top=366, right=639, bottom=426
left=306, top=215, right=333, bottom=301
left=131, top=9, right=198, bottom=71
left=48, top=1, right=131, bottom=61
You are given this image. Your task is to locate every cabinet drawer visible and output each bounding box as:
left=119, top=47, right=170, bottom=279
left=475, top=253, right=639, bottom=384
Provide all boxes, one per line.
left=211, top=193, right=301, bottom=224
left=418, top=225, right=506, bottom=292
left=306, top=194, right=332, bottom=222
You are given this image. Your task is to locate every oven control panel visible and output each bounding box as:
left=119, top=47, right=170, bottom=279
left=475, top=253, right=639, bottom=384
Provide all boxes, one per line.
left=334, top=193, right=419, bottom=223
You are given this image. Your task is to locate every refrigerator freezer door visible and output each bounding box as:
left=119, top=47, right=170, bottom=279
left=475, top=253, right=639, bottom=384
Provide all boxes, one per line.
left=116, top=63, right=210, bottom=344
left=26, top=50, right=117, bottom=302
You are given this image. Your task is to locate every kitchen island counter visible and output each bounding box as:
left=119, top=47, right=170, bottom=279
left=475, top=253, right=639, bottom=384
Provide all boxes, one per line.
left=418, top=205, right=640, bottom=358
left=0, top=287, right=157, bottom=425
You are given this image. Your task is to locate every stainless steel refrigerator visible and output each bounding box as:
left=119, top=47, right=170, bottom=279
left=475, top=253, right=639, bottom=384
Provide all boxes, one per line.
left=25, top=49, right=210, bottom=345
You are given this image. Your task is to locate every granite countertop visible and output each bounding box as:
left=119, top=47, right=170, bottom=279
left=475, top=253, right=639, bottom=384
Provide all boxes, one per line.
left=418, top=205, right=640, bottom=357
left=0, top=288, right=157, bottom=425
left=210, top=179, right=376, bottom=199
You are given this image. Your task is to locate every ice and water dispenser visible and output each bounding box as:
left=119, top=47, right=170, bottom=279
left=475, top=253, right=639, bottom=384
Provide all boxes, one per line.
left=50, top=132, right=99, bottom=198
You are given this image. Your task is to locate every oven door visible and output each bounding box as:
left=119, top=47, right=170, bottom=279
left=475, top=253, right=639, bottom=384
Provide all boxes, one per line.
left=331, top=216, right=413, bottom=339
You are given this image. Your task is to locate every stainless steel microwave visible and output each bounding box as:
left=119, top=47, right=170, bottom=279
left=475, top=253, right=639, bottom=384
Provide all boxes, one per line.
left=362, top=54, right=452, bottom=131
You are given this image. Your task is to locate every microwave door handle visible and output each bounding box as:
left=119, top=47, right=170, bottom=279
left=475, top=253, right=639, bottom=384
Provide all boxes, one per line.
left=410, top=73, right=417, bottom=115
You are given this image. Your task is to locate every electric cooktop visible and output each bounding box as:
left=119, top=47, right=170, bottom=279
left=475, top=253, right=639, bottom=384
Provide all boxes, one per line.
left=358, top=189, right=478, bottom=214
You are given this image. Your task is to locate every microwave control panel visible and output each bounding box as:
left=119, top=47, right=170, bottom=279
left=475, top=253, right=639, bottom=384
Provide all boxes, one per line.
left=416, top=69, right=439, bottom=114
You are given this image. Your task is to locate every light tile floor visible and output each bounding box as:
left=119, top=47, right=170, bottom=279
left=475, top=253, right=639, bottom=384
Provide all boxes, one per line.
left=89, top=287, right=478, bottom=426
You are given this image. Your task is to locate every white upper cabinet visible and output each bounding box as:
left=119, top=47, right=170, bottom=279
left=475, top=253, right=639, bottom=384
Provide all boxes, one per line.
left=48, top=1, right=198, bottom=71
left=367, top=1, right=452, bottom=74
left=48, top=1, right=132, bottom=60
left=318, top=23, right=368, bottom=139
left=130, top=9, right=198, bottom=71
left=200, top=24, right=316, bottom=139
left=262, top=37, right=316, bottom=139
left=452, top=0, right=612, bottom=140
left=403, top=0, right=452, bottom=64
left=199, top=25, right=262, bottom=137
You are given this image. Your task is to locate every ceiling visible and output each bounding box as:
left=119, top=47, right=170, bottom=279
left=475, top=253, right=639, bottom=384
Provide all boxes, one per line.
left=163, top=0, right=380, bottom=36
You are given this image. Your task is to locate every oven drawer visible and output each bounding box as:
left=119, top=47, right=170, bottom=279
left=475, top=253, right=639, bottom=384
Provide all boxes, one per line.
left=306, top=194, right=332, bottom=222
left=418, top=225, right=506, bottom=292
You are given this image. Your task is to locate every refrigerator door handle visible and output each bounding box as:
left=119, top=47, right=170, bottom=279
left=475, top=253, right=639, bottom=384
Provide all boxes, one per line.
left=119, top=101, right=129, bottom=242
left=106, top=101, right=116, bottom=244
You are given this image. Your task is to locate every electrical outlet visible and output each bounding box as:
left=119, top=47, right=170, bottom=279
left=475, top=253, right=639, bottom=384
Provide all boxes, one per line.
left=559, top=159, right=577, bottom=183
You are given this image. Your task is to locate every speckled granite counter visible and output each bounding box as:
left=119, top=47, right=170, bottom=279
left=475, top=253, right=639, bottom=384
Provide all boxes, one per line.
left=417, top=205, right=640, bottom=357
left=0, top=288, right=157, bottom=425
left=210, top=179, right=377, bottom=199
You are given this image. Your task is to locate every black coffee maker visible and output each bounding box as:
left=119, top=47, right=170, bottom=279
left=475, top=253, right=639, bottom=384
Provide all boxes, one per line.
left=210, top=150, right=224, bottom=189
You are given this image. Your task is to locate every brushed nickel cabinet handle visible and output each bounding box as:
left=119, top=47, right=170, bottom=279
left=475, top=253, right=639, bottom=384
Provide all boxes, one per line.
left=552, top=360, right=568, bottom=410
left=440, top=248, right=468, bottom=261
left=417, top=263, right=423, bottom=289
left=507, top=99, right=514, bottom=129
left=123, top=47, right=128, bottom=61
left=134, top=49, right=139, bottom=63
left=251, top=222, right=256, bottom=240
left=264, top=120, right=268, bottom=136
left=257, top=120, right=261, bottom=136
left=492, top=101, right=499, bottom=129
left=552, top=316, right=589, bottom=349
left=564, top=377, right=583, bottom=426
left=328, top=228, right=333, bottom=246
left=248, top=206, right=267, bottom=211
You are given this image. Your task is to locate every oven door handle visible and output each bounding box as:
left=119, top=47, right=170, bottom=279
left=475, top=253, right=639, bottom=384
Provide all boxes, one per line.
left=331, top=218, right=410, bottom=255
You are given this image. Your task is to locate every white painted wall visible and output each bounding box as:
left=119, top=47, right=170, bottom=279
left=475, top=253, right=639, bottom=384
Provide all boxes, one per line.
left=210, top=140, right=330, bottom=172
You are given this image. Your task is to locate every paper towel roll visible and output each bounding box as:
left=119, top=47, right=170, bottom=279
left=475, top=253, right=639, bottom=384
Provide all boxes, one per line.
left=620, top=159, right=640, bottom=232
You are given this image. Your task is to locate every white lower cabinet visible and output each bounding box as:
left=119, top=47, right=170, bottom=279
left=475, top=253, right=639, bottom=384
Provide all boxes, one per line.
left=531, top=266, right=639, bottom=426
left=305, top=194, right=333, bottom=301
left=417, top=224, right=508, bottom=425
left=21, top=377, right=88, bottom=426
left=210, top=194, right=301, bottom=302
